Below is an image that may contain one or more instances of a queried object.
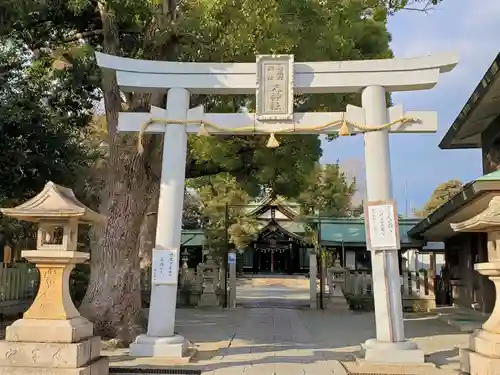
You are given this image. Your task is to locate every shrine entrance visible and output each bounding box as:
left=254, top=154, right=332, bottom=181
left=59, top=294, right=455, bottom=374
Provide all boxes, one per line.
left=251, top=219, right=308, bottom=274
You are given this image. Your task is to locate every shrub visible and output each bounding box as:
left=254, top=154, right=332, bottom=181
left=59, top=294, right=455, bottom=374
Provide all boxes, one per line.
left=70, top=263, right=90, bottom=307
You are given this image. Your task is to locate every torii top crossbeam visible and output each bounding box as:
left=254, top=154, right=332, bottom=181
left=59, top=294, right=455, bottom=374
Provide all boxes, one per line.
left=96, top=52, right=458, bottom=94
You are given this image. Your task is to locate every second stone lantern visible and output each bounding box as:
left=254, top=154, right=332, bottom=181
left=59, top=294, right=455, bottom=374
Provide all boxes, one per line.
left=0, top=181, right=108, bottom=375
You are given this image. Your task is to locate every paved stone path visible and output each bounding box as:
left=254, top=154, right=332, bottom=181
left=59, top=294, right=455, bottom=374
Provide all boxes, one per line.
left=105, top=307, right=468, bottom=374
left=102, top=277, right=469, bottom=374
left=198, top=308, right=350, bottom=374
left=236, top=276, right=310, bottom=308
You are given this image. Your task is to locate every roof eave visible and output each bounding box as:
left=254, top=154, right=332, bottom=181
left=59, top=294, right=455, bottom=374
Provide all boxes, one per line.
left=408, top=180, right=489, bottom=238
left=439, top=53, right=500, bottom=150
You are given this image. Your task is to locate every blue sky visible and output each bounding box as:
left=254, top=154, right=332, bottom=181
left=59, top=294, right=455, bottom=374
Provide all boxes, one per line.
left=321, top=0, right=500, bottom=213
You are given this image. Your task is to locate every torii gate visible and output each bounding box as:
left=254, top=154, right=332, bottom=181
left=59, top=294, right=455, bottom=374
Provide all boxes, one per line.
left=96, top=52, right=458, bottom=363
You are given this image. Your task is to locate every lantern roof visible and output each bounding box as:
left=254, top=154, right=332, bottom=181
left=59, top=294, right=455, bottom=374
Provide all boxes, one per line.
left=0, top=181, right=104, bottom=224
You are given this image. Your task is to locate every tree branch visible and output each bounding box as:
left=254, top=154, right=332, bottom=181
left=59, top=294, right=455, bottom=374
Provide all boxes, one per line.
left=186, top=144, right=257, bottom=179
left=62, top=29, right=103, bottom=43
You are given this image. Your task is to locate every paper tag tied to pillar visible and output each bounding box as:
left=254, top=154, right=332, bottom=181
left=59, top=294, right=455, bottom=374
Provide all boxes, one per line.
left=152, top=248, right=179, bottom=285
left=364, top=200, right=401, bottom=251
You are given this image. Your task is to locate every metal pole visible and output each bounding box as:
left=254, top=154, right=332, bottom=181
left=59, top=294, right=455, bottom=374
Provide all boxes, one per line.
left=224, top=203, right=229, bottom=308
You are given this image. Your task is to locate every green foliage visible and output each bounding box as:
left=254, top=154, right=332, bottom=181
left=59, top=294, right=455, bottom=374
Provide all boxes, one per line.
left=298, top=164, right=357, bottom=217
left=190, top=174, right=259, bottom=260
left=182, top=190, right=203, bottom=230
left=297, top=163, right=358, bottom=247
left=0, top=39, right=99, bottom=248
left=414, top=179, right=463, bottom=217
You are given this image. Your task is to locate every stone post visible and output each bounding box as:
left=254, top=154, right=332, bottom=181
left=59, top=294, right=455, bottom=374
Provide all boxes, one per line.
left=309, top=250, right=317, bottom=309
left=0, top=181, right=108, bottom=375
left=181, top=249, right=190, bottom=287
left=362, top=86, right=424, bottom=363
left=326, top=257, right=349, bottom=310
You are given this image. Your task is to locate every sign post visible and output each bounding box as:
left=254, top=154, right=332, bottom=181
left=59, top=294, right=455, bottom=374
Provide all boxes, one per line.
left=228, top=251, right=237, bottom=308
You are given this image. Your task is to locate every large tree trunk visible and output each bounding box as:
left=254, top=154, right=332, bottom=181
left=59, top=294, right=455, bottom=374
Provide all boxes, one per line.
left=79, top=2, right=162, bottom=344
left=79, top=133, right=155, bottom=343
left=138, top=190, right=159, bottom=269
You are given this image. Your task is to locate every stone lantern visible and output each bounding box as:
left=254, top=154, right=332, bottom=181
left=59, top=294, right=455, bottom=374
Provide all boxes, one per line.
left=0, top=181, right=108, bottom=375
left=450, top=196, right=500, bottom=375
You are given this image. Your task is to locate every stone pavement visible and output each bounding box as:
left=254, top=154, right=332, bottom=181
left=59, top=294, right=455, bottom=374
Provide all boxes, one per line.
left=103, top=277, right=470, bottom=374
left=236, top=275, right=310, bottom=308
left=105, top=307, right=469, bottom=374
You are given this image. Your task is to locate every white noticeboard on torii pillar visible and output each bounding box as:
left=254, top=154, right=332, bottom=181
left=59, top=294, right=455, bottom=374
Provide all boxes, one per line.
left=364, top=200, right=400, bottom=251
left=152, top=248, right=179, bottom=285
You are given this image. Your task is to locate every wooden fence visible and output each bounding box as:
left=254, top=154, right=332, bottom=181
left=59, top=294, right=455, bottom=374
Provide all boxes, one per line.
left=0, top=263, right=39, bottom=316
left=344, top=270, right=436, bottom=311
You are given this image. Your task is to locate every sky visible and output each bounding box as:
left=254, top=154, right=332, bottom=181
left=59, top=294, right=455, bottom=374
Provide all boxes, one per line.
left=322, top=0, right=500, bottom=214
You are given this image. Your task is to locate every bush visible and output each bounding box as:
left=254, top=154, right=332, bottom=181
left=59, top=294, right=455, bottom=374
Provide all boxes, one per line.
left=344, top=293, right=374, bottom=312
left=70, top=263, right=90, bottom=307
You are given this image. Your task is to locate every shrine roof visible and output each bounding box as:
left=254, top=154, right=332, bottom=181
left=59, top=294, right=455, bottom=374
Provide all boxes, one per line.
left=408, top=170, right=500, bottom=240
left=320, top=218, right=422, bottom=248
left=246, top=193, right=300, bottom=219
left=0, top=181, right=104, bottom=223
left=257, top=219, right=308, bottom=243
left=440, top=52, right=500, bottom=149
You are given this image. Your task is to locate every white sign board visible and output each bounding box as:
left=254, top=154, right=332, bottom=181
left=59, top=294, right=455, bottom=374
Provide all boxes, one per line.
left=228, top=252, right=236, bottom=265
left=364, top=200, right=400, bottom=251
left=256, top=54, right=294, bottom=121
left=152, top=249, right=179, bottom=285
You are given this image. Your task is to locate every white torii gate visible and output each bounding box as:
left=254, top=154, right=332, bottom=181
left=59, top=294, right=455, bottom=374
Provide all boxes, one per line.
left=96, top=52, right=458, bottom=363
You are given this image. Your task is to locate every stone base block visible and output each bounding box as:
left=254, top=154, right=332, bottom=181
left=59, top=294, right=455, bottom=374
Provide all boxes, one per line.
left=469, top=329, right=500, bottom=358
left=354, top=359, right=436, bottom=374
left=0, top=356, right=108, bottom=375
left=129, top=334, right=189, bottom=358
left=0, top=336, right=101, bottom=368
left=460, top=346, right=500, bottom=375
left=363, top=339, right=425, bottom=364
left=6, top=317, right=93, bottom=343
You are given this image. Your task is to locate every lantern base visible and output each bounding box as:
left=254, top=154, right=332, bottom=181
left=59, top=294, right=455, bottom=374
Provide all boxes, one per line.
left=460, top=329, right=500, bottom=375
left=0, top=356, right=108, bottom=375
left=6, top=316, right=94, bottom=343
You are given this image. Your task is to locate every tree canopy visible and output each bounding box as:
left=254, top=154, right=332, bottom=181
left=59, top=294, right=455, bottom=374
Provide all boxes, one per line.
left=0, top=39, right=100, bottom=249
left=0, top=0, right=436, bottom=342
left=415, top=179, right=464, bottom=217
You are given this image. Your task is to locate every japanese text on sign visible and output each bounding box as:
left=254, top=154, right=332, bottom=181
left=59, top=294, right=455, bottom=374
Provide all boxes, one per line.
left=263, top=63, right=287, bottom=113
left=365, top=202, right=400, bottom=251
left=152, top=249, right=179, bottom=285
left=256, top=55, right=294, bottom=121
